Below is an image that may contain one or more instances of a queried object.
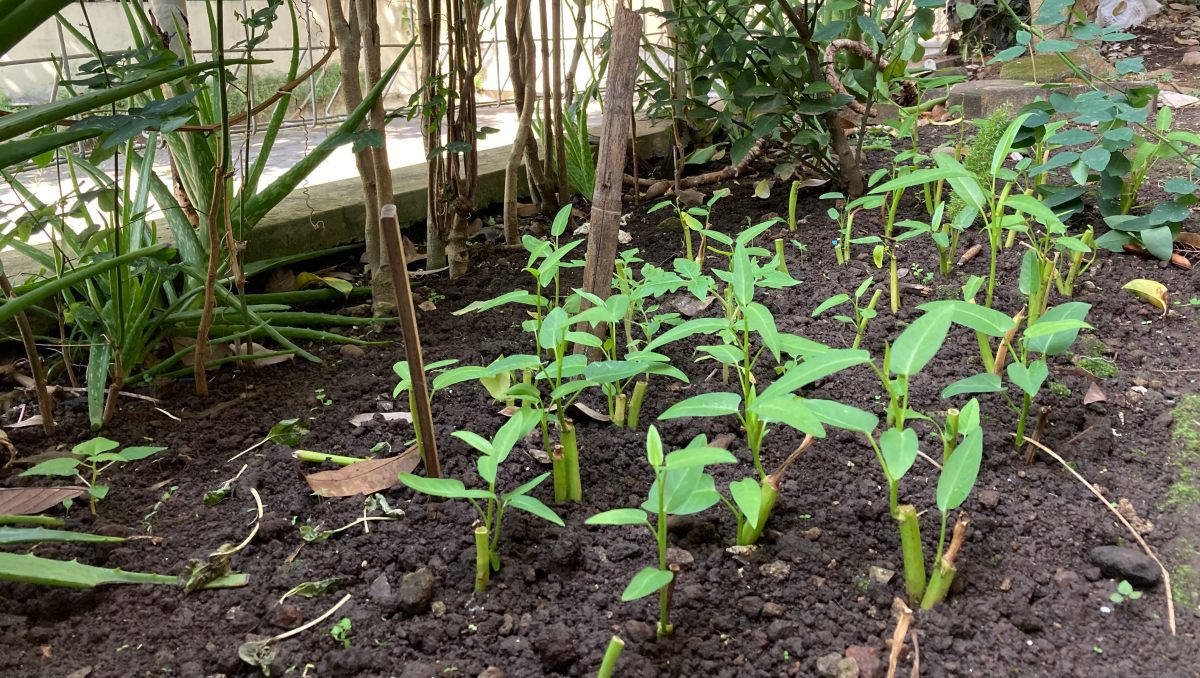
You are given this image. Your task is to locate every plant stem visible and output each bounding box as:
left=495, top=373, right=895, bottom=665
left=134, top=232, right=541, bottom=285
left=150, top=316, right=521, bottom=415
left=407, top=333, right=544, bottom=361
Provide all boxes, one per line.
left=474, top=525, right=490, bottom=593
left=943, top=408, right=960, bottom=462
left=551, top=444, right=568, bottom=503
left=293, top=450, right=367, bottom=466
left=920, top=512, right=969, bottom=609
left=774, top=238, right=789, bottom=275
left=896, top=504, right=927, bottom=602
left=1015, top=393, right=1032, bottom=450
left=561, top=419, right=581, bottom=502
left=614, top=393, right=627, bottom=427
left=628, top=380, right=647, bottom=430
left=598, top=636, right=625, bottom=678
left=0, top=514, right=65, bottom=527
left=656, top=477, right=671, bottom=638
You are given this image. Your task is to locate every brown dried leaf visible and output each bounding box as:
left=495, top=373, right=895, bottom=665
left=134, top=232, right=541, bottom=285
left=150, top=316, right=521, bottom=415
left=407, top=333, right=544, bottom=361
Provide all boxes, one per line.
left=231, top=342, right=294, bottom=368
left=1083, top=381, right=1107, bottom=405
left=303, top=447, right=421, bottom=498
left=0, top=486, right=86, bottom=515
left=1176, top=231, right=1200, bottom=249
left=668, top=294, right=715, bottom=317
left=417, top=300, right=437, bottom=312
left=7, top=414, right=43, bottom=430
left=264, top=268, right=296, bottom=293
left=348, top=412, right=413, bottom=427
left=568, top=402, right=610, bottom=423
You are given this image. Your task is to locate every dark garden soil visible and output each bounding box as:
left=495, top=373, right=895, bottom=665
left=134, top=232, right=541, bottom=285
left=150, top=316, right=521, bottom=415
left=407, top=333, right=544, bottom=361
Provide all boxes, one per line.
left=2, top=140, right=1200, bottom=678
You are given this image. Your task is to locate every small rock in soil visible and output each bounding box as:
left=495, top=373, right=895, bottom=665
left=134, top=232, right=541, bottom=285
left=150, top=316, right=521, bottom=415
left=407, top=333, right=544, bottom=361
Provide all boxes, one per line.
left=868, top=566, right=894, bottom=585
left=761, top=560, right=791, bottom=579
left=368, top=573, right=394, bottom=606
left=763, top=601, right=785, bottom=617
left=431, top=601, right=446, bottom=618
left=399, top=662, right=440, bottom=678
left=397, top=567, right=437, bottom=614
left=533, top=622, right=579, bottom=671
left=477, top=667, right=504, bottom=678
left=269, top=603, right=302, bottom=629
left=623, top=619, right=656, bottom=643
left=802, top=527, right=823, bottom=541
left=738, top=596, right=764, bottom=618
left=667, top=546, right=695, bottom=567
left=816, top=654, right=843, bottom=677
left=1089, top=545, right=1161, bottom=587
left=845, top=645, right=882, bottom=678
left=1053, top=568, right=1080, bottom=590
left=339, top=344, right=366, bottom=360
left=978, top=489, right=1000, bottom=509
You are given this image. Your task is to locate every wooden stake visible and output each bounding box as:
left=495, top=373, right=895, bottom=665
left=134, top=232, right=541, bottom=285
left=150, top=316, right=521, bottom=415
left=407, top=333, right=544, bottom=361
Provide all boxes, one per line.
left=0, top=271, right=54, bottom=434
left=574, top=5, right=642, bottom=356
left=380, top=205, right=440, bottom=478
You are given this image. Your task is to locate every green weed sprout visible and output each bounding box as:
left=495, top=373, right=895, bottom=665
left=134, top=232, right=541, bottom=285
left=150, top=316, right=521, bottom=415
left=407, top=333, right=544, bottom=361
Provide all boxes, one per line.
left=23, top=437, right=165, bottom=515
left=329, top=617, right=352, bottom=648
left=811, top=277, right=882, bottom=350
left=586, top=427, right=736, bottom=638
left=1109, top=580, right=1143, bottom=604
left=399, top=407, right=564, bottom=592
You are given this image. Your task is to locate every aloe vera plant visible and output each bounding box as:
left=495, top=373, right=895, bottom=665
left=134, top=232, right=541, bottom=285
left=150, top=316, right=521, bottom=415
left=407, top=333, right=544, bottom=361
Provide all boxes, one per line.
left=0, top=552, right=247, bottom=590
left=399, top=407, right=563, bottom=592
left=586, top=427, right=736, bottom=637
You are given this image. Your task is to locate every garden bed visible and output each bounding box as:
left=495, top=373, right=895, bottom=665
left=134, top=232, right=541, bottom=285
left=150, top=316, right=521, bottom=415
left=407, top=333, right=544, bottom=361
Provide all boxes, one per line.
left=2, top=149, right=1199, bottom=677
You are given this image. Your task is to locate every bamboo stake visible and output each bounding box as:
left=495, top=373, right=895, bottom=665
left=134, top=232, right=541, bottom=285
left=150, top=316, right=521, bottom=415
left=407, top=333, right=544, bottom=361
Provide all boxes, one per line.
left=0, top=271, right=54, bottom=434
left=380, top=205, right=440, bottom=478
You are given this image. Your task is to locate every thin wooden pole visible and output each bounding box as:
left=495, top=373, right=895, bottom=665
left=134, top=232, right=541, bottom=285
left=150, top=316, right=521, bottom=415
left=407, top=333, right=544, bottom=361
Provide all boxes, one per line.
left=573, top=6, right=642, bottom=357
left=0, top=271, right=54, bottom=434
left=380, top=205, right=440, bottom=478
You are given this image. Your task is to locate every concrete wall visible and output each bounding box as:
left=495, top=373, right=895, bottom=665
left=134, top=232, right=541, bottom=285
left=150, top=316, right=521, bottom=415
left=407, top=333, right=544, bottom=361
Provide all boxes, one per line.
left=0, top=0, right=659, bottom=105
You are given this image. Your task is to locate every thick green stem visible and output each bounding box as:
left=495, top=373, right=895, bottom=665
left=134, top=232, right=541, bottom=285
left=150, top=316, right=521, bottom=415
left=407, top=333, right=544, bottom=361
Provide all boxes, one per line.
left=737, top=479, right=778, bottom=546
left=551, top=445, right=568, bottom=503
left=628, top=380, right=647, bottom=430
left=614, top=393, right=627, bottom=428
left=774, top=238, right=789, bottom=275
left=976, top=330, right=995, bottom=373
left=0, top=514, right=65, bottom=527
left=598, top=636, right=625, bottom=678
left=655, top=472, right=672, bottom=638
left=943, top=409, right=960, bottom=462
left=293, top=450, right=367, bottom=466
left=474, top=526, right=490, bottom=593
left=561, top=420, right=581, bottom=502
left=889, top=255, right=900, bottom=313
left=896, top=504, right=927, bottom=602
left=1015, top=393, right=1032, bottom=449
left=920, top=562, right=956, bottom=609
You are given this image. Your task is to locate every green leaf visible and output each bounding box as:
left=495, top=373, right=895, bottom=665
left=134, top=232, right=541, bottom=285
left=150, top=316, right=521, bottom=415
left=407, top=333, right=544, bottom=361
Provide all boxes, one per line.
left=646, top=425, right=664, bottom=467
left=918, top=300, right=1014, bottom=337
left=644, top=317, right=726, bottom=352
left=890, top=303, right=954, bottom=376
left=759, top=349, right=871, bottom=400
left=74, top=437, right=121, bottom=457
left=0, top=527, right=125, bottom=545
left=743, top=302, right=781, bottom=362
left=728, top=478, right=763, bottom=528
left=453, top=290, right=546, bottom=316
left=871, top=167, right=971, bottom=195
left=1034, top=39, right=1077, bottom=53
left=1007, top=360, right=1049, bottom=397
left=881, top=427, right=919, bottom=481
left=988, top=45, right=1027, bottom=64
left=586, top=508, right=649, bottom=526
left=731, top=243, right=754, bottom=306
left=21, top=458, right=81, bottom=477
left=748, top=396, right=826, bottom=437
left=664, top=447, right=738, bottom=470
left=1080, top=146, right=1110, bottom=171
left=937, top=428, right=983, bottom=511
left=453, top=431, right=495, bottom=457
left=115, top=446, right=166, bottom=462
left=507, top=494, right=564, bottom=526
left=658, top=392, right=742, bottom=420
left=1022, top=318, right=1093, bottom=339
left=941, top=373, right=1004, bottom=398
left=1024, top=302, right=1090, bottom=356
left=504, top=472, right=553, bottom=500
left=806, top=399, right=878, bottom=434
left=397, top=474, right=492, bottom=500
left=812, top=294, right=850, bottom=317
left=621, top=566, right=674, bottom=602
left=267, top=419, right=310, bottom=446
left=88, top=485, right=109, bottom=500
left=0, top=551, right=247, bottom=590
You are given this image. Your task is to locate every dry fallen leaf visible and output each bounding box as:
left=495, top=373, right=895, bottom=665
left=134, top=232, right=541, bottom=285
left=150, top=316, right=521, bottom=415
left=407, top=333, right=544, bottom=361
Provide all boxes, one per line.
left=417, top=301, right=437, bottom=312
left=1121, top=278, right=1169, bottom=315
left=668, top=294, right=715, bottom=317
left=171, top=337, right=232, bottom=367
left=568, top=402, right=610, bottom=423
left=303, top=447, right=421, bottom=498
left=7, top=414, right=43, bottom=430
left=1083, top=381, right=1107, bottom=405
left=1116, top=498, right=1154, bottom=535
left=264, top=268, right=296, bottom=294
left=753, top=179, right=772, bottom=199
left=231, top=342, right=294, bottom=368
left=348, top=412, right=413, bottom=428
left=0, top=487, right=86, bottom=515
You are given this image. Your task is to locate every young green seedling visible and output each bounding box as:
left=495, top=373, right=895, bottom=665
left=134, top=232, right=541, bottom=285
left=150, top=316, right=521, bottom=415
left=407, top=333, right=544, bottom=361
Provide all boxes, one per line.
left=398, top=407, right=563, bottom=592
left=329, top=617, right=352, bottom=648
left=22, top=437, right=165, bottom=515
left=821, top=190, right=886, bottom=266
left=229, top=418, right=310, bottom=462
left=811, top=277, right=882, bottom=350
left=586, top=427, right=736, bottom=638
left=1109, top=580, right=1143, bottom=604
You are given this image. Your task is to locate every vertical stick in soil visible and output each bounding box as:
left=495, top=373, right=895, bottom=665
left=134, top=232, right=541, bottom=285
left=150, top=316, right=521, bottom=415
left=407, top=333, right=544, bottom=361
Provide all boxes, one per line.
left=573, top=5, right=642, bottom=357
left=474, top=525, right=490, bottom=592
left=380, top=205, right=440, bottom=478
left=597, top=635, right=624, bottom=678
left=896, top=504, right=926, bottom=602
left=0, top=271, right=54, bottom=434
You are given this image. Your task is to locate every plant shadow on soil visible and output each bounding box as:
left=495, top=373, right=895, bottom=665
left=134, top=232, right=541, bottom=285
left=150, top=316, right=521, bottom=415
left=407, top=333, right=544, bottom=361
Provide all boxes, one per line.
left=2, top=143, right=1200, bottom=677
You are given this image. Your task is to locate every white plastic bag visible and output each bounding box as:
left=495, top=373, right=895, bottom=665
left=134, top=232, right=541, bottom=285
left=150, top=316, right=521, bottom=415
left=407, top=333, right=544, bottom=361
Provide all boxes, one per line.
left=1097, top=0, right=1162, bottom=29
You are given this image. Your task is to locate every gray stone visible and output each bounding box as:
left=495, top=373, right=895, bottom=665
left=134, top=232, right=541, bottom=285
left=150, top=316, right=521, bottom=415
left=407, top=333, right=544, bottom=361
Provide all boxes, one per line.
left=477, top=668, right=504, bottom=678
left=999, top=45, right=1113, bottom=82
left=762, top=601, right=785, bottom=617
left=738, top=596, right=764, bottom=618
left=397, top=567, right=437, bottom=614
left=339, top=344, right=366, bottom=360
left=623, top=619, right=656, bottom=643
left=760, top=560, right=791, bottom=579
left=978, top=489, right=1001, bottom=509
left=817, top=653, right=859, bottom=678
left=868, top=566, right=894, bottom=585
left=1090, top=546, right=1161, bottom=587
left=845, top=645, right=882, bottom=678
left=1183, top=51, right=1200, bottom=66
